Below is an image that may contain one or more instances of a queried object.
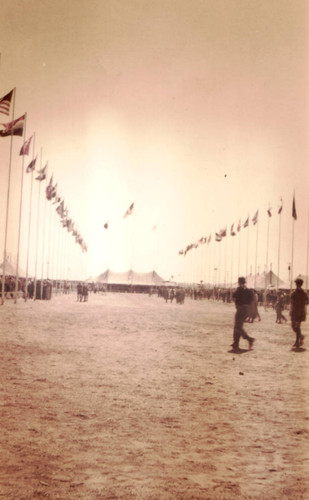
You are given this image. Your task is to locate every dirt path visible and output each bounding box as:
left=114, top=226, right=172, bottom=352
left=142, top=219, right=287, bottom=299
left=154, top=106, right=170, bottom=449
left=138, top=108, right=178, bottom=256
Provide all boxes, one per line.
left=0, top=292, right=308, bottom=499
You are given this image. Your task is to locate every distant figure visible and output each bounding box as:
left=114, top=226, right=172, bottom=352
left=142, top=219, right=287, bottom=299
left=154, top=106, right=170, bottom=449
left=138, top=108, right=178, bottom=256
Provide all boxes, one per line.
left=231, top=277, right=255, bottom=351
left=247, top=289, right=261, bottom=323
left=290, top=278, right=308, bottom=348
left=77, top=282, right=83, bottom=302
left=82, top=284, right=89, bottom=302
left=275, top=295, right=287, bottom=324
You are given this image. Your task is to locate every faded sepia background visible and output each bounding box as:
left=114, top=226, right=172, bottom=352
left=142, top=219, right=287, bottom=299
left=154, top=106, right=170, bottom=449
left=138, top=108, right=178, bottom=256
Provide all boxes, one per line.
left=0, top=0, right=308, bottom=282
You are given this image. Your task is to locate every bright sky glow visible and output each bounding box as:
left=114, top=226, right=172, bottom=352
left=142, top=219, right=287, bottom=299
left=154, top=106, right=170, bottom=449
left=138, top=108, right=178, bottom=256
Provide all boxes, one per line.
left=0, top=1, right=308, bottom=283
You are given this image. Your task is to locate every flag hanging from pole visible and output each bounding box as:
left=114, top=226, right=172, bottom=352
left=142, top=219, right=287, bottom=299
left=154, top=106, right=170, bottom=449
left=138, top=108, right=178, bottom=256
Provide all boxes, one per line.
left=19, top=135, right=32, bottom=155
left=215, top=232, right=222, bottom=242
left=123, top=202, right=134, bottom=218
left=0, top=113, right=26, bottom=137
left=230, top=224, right=236, bottom=236
left=26, top=156, right=37, bottom=173
left=267, top=207, right=272, bottom=217
left=252, top=210, right=259, bottom=225
left=292, top=194, right=297, bottom=220
left=278, top=198, right=283, bottom=214
left=243, top=216, right=249, bottom=228
left=0, top=89, right=14, bottom=116
left=237, top=219, right=241, bottom=232
left=35, top=163, right=47, bottom=181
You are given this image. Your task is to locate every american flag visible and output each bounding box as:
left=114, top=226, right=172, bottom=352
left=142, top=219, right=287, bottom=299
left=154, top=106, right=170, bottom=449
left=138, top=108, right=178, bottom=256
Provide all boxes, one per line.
left=0, top=90, right=14, bottom=116
left=0, top=113, right=26, bottom=137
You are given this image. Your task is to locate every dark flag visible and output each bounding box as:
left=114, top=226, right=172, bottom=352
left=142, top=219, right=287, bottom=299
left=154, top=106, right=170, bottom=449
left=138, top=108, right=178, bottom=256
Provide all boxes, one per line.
left=26, top=156, right=37, bottom=173
left=292, top=194, right=297, bottom=220
left=230, top=224, right=236, bottom=236
left=278, top=198, right=283, bottom=214
left=178, top=249, right=184, bottom=255
left=237, top=219, right=241, bottom=232
left=0, top=89, right=14, bottom=116
left=215, top=233, right=222, bottom=242
left=20, top=135, right=32, bottom=155
left=252, top=210, right=259, bottom=225
left=220, top=227, right=227, bottom=237
left=243, top=217, right=249, bottom=228
left=124, top=202, right=134, bottom=218
left=267, top=207, right=272, bottom=217
left=35, top=163, right=47, bottom=181
left=104, top=222, right=109, bottom=229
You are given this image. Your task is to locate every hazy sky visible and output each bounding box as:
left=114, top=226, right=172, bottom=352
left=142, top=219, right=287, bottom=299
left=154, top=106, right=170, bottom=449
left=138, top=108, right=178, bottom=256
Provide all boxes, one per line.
left=0, top=0, right=308, bottom=282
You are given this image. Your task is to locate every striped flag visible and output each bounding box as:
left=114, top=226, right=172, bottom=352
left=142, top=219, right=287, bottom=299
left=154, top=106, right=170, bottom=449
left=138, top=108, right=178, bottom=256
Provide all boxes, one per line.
left=0, top=90, right=14, bottom=116
left=35, top=163, right=47, bottom=181
left=0, top=113, right=26, bottom=137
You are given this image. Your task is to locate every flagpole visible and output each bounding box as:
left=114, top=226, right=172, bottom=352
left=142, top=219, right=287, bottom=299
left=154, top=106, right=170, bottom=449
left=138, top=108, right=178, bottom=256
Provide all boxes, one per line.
left=1, top=88, right=16, bottom=305
left=130, top=212, right=136, bottom=287
left=25, top=133, right=35, bottom=301
left=238, top=226, right=241, bottom=278
left=254, top=219, right=259, bottom=290
left=290, top=191, right=296, bottom=292
left=246, top=222, right=249, bottom=279
left=14, top=114, right=27, bottom=303
left=46, top=191, right=53, bottom=280
left=33, top=148, right=43, bottom=301
left=40, top=163, right=48, bottom=299
left=265, top=214, right=270, bottom=291
left=230, top=234, right=234, bottom=288
left=277, top=206, right=282, bottom=289
left=306, top=204, right=309, bottom=292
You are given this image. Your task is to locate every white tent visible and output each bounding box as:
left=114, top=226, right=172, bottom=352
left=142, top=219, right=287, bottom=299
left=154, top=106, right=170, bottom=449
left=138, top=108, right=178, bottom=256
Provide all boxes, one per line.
left=231, top=270, right=285, bottom=290
left=97, top=269, right=165, bottom=286
left=0, top=259, right=27, bottom=277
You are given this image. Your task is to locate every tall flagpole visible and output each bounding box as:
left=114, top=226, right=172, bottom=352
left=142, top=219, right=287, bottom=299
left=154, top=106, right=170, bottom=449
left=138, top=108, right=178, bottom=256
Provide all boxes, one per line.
left=277, top=202, right=282, bottom=288
left=306, top=204, right=309, bottom=292
left=40, top=163, right=48, bottom=299
left=1, top=88, right=16, bottom=305
left=254, top=219, right=259, bottom=289
left=265, top=213, right=270, bottom=290
left=290, top=191, right=296, bottom=291
left=25, top=133, right=35, bottom=301
left=246, top=222, right=249, bottom=279
left=14, top=114, right=27, bottom=303
left=33, top=148, right=43, bottom=301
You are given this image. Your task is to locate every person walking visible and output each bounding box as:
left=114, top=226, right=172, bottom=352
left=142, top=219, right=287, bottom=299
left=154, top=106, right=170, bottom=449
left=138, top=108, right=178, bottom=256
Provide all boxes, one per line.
left=290, top=278, right=308, bottom=348
left=231, top=277, right=255, bottom=351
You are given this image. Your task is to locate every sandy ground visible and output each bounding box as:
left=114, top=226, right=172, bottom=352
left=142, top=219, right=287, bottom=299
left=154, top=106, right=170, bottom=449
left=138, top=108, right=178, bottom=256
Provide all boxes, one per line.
left=0, top=291, right=308, bottom=499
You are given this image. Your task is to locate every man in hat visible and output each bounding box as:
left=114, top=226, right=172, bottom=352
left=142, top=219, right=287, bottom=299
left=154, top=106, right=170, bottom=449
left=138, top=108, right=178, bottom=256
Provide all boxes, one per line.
left=231, top=277, right=255, bottom=351
left=290, top=278, right=308, bottom=348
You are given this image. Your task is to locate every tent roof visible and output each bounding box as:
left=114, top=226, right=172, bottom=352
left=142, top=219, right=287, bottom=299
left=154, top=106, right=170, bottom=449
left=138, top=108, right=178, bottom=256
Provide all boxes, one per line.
left=231, top=270, right=285, bottom=290
left=96, top=270, right=165, bottom=286
left=0, top=259, right=27, bottom=277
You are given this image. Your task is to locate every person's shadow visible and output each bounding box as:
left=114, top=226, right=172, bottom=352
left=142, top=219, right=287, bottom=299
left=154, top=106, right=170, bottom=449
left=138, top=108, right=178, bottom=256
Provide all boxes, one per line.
left=228, top=348, right=250, bottom=354
left=291, top=347, right=306, bottom=353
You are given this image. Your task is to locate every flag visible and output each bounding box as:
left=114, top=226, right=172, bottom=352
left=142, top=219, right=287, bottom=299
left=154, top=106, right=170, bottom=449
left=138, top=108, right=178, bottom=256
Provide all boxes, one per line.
left=243, top=217, right=249, bottom=228
left=230, top=224, right=236, bottom=236
left=178, top=249, right=184, bottom=255
left=123, top=202, right=134, bottom=218
left=104, top=222, right=109, bottom=229
left=0, top=89, right=14, bottom=116
left=19, top=135, right=32, bottom=155
left=207, top=234, right=211, bottom=244
left=292, top=194, right=297, bottom=220
left=46, top=176, right=56, bottom=200
left=26, top=156, right=37, bottom=173
left=215, top=232, right=222, bottom=242
left=278, top=198, right=283, bottom=214
left=56, top=200, right=65, bottom=217
left=252, top=210, right=259, bottom=225
left=35, top=163, right=47, bottom=181
left=267, top=207, right=272, bottom=217
left=0, top=113, right=26, bottom=137
left=219, top=227, right=227, bottom=237
left=237, top=219, right=241, bottom=232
